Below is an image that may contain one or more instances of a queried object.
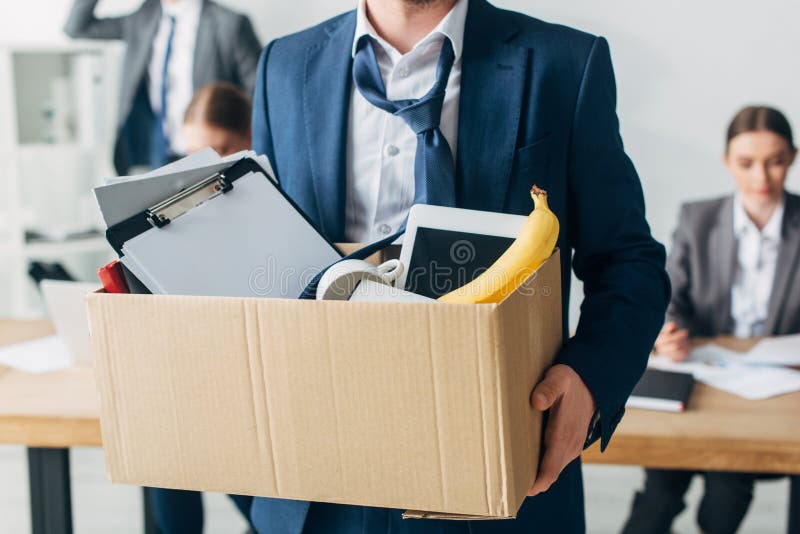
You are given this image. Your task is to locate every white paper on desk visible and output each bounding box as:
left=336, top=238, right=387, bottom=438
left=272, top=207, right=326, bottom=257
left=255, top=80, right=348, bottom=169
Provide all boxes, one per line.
left=698, top=364, right=800, bottom=400
left=0, top=336, right=73, bottom=373
left=649, top=355, right=800, bottom=400
left=686, top=344, right=745, bottom=363
left=648, top=345, right=742, bottom=377
left=741, top=335, right=800, bottom=366
left=120, top=171, right=341, bottom=298
left=649, top=354, right=730, bottom=380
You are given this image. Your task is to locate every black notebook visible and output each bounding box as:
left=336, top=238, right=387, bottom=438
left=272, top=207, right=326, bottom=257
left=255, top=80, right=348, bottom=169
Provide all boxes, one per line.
left=627, top=369, right=695, bottom=412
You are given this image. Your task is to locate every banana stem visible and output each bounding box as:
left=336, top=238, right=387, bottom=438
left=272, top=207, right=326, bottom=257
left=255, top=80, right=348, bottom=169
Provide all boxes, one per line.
left=530, top=185, right=548, bottom=208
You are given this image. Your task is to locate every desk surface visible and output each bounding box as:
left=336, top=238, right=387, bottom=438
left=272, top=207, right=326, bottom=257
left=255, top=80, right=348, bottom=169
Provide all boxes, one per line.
left=582, top=383, right=800, bottom=474
left=583, top=337, right=800, bottom=474
left=0, top=320, right=101, bottom=447
left=2, top=321, right=799, bottom=473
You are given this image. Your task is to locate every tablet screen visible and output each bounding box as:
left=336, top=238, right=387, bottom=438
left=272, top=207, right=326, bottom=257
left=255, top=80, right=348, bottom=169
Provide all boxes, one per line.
left=403, top=227, right=514, bottom=299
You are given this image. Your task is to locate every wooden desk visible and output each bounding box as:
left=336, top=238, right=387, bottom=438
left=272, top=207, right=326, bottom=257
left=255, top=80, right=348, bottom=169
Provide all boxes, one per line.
left=582, top=385, right=800, bottom=474
left=0, top=319, right=100, bottom=447
left=0, top=320, right=154, bottom=534
left=582, top=336, right=800, bottom=474
left=582, top=337, right=800, bottom=533
left=2, top=322, right=797, bottom=532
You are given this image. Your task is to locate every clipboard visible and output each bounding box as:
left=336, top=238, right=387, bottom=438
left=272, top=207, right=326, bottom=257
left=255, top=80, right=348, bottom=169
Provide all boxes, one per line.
left=104, top=157, right=343, bottom=298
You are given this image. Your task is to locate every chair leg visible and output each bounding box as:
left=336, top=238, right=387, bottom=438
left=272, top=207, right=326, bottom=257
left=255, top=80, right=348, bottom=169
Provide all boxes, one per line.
left=28, top=447, right=72, bottom=534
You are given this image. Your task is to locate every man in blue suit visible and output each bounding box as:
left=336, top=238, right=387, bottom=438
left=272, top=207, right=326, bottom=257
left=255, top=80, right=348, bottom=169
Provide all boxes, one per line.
left=250, top=0, right=670, bottom=532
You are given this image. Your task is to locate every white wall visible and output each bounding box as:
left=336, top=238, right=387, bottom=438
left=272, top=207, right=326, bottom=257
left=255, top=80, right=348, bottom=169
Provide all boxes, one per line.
left=2, top=0, right=799, bottom=319
left=3, top=0, right=799, bottom=241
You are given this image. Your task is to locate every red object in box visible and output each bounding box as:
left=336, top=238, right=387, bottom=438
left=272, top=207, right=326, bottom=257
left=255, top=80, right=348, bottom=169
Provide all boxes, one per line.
left=97, top=260, right=129, bottom=294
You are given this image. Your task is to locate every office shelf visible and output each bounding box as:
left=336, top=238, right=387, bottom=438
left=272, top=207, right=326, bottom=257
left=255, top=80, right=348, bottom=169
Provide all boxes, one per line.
left=0, top=42, right=118, bottom=317
left=24, top=236, right=108, bottom=257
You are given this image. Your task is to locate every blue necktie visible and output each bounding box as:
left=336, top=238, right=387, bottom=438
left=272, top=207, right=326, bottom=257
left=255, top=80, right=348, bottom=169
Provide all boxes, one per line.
left=299, top=37, right=458, bottom=300
left=352, top=35, right=457, bottom=207
left=152, top=14, right=176, bottom=168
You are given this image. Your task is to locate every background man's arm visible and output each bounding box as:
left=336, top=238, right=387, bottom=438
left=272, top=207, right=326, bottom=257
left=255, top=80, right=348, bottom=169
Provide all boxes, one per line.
left=64, top=0, right=127, bottom=41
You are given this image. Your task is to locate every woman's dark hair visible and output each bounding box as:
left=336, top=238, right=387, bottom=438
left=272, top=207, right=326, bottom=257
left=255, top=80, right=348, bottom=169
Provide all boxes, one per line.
left=184, top=82, right=252, bottom=136
left=726, top=105, right=796, bottom=151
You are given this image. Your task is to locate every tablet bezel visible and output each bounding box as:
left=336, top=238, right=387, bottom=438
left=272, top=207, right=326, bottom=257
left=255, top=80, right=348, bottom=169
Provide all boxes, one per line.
left=397, top=205, right=528, bottom=292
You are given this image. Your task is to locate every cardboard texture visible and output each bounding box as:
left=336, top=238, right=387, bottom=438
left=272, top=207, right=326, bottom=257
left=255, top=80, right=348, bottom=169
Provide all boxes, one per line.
left=86, top=250, right=562, bottom=519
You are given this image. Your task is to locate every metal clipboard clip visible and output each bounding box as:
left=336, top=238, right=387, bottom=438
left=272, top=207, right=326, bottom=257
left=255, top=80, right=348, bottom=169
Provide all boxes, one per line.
left=146, top=172, right=233, bottom=228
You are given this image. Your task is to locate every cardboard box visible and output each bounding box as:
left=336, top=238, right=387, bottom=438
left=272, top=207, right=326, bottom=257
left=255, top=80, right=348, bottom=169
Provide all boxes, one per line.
left=86, top=250, right=562, bottom=519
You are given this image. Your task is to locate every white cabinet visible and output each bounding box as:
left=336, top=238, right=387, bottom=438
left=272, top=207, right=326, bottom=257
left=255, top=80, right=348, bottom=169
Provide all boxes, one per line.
left=0, top=42, right=122, bottom=317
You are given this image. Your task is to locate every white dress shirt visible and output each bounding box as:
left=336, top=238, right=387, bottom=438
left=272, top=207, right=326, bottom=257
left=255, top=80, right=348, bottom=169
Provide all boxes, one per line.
left=147, top=0, right=202, bottom=156
left=730, top=195, right=784, bottom=337
left=344, top=0, right=468, bottom=243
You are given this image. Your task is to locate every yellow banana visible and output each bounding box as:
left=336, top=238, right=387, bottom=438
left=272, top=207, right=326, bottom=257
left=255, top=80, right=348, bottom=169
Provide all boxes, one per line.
left=438, top=185, right=559, bottom=304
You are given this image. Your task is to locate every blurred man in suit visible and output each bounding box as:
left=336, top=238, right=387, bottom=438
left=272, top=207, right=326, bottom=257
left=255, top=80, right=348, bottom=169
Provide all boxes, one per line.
left=64, top=0, right=261, bottom=175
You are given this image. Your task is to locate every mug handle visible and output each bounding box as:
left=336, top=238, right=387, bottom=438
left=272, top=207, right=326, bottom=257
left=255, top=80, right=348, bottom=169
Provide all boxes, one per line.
left=376, top=259, right=404, bottom=286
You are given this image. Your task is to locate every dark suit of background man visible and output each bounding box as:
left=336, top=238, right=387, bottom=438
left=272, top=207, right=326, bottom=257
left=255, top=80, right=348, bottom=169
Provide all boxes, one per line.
left=64, top=0, right=261, bottom=175
left=250, top=0, right=670, bottom=532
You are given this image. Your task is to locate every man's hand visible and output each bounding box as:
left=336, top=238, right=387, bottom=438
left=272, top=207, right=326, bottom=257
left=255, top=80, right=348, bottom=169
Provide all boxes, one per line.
left=528, top=364, right=596, bottom=496
left=653, top=321, right=691, bottom=362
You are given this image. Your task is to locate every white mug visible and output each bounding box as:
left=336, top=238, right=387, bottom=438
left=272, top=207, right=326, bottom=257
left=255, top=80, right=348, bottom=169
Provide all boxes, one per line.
left=315, top=259, right=404, bottom=301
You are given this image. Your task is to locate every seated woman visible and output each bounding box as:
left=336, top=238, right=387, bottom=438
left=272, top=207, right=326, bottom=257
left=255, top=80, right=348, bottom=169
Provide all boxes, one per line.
left=622, top=105, right=799, bottom=534
left=182, top=82, right=252, bottom=157
left=146, top=82, right=254, bottom=534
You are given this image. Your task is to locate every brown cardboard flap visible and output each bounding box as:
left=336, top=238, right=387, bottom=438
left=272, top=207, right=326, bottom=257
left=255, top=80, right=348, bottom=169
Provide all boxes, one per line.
left=495, top=249, right=562, bottom=512
left=402, top=510, right=514, bottom=520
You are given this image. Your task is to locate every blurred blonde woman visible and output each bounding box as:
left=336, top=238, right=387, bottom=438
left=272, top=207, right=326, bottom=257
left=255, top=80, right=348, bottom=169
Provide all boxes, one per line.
left=183, top=82, right=252, bottom=156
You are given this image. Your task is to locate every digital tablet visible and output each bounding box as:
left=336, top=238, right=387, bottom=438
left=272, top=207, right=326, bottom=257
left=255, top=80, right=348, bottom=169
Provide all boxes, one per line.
left=398, top=205, right=528, bottom=299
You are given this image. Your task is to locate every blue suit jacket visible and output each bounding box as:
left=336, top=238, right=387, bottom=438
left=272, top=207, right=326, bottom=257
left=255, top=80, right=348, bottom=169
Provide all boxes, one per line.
left=251, top=1, right=669, bottom=532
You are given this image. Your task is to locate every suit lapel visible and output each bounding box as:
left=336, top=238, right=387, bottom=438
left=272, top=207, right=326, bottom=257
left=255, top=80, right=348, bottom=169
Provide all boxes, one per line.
left=764, top=193, right=800, bottom=334
left=193, top=0, right=215, bottom=91
left=303, top=14, right=356, bottom=241
left=712, top=197, right=736, bottom=333
left=456, top=0, right=528, bottom=212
